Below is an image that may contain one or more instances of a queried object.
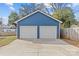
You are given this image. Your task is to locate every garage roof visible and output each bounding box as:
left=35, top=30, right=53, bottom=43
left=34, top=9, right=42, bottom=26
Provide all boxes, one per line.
left=14, top=10, right=62, bottom=24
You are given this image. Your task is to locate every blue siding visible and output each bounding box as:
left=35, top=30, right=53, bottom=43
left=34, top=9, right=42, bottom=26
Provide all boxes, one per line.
left=18, top=12, right=59, bottom=26
left=17, top=12, right=60, bottom=38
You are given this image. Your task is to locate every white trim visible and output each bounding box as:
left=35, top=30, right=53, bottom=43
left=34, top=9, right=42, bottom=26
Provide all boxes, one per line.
left=14, top=10, right=40, bottom=23
left=14, top=10, right=62, bottom=24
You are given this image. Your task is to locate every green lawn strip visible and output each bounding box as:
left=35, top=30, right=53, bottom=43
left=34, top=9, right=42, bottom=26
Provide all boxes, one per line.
left=0, top=36, right=16, bottom=46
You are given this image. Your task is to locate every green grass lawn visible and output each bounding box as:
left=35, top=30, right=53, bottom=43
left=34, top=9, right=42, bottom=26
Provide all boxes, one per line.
left=0, top=36, right=16, bottom=46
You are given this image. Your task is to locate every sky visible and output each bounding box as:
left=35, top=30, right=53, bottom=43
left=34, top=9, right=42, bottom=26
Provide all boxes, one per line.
left=0, top=3, right=22, bottom=25
left=0, top=3, right=79, bottom=25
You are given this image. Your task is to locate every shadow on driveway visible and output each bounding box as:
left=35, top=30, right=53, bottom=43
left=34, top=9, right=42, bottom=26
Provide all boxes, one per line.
left=20, top=39, right=69, bottom=45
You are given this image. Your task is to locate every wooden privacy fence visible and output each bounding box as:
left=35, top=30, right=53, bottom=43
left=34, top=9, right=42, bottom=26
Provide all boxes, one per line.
left=61, top=27, right=79, bottom=41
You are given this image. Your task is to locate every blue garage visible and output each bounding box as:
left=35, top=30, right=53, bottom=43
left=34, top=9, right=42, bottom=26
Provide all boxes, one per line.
left=15, top=10, right=62, bottom=39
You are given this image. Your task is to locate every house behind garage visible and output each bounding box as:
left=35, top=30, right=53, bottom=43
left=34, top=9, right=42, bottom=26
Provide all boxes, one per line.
left=15, top=10, right=62, bottom=39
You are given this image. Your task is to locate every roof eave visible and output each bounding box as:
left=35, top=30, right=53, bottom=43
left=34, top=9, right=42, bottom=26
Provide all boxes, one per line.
left=38, top=11, right=62, bottom=23
left=14, top=10, right=62, bottom=24
left=14, top=10, right=41, bottom=24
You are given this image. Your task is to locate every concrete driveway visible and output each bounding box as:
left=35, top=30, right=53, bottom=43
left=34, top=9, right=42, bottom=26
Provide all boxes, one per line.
left=0, top=39, right=79, bottom=56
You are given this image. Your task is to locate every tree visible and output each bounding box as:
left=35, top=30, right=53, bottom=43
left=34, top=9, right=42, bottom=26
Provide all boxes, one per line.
left=19, top=3, right=48, bottom=18
left=19, top=3, right=38, bottom=18
left=8, top=12, right=19, bottom=25
left=0, top=17, right=2, bottom=25
left=52, top=7, right=75, bottom=28
left=49, top=3, right=72, bottom=12
left=49, top=3, right=76, bottom=28
left=0, top=17, right=3, bottom=32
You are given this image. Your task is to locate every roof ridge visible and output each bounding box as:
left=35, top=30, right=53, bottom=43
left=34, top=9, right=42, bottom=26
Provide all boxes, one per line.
left=14, top=10, right=62, bottom=24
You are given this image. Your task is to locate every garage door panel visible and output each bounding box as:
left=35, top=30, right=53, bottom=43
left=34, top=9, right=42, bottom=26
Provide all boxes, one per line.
left=40, top=26, right=57, bottom=39
left=20, top=35, right=36, bottom=38
left=20, top=26, right=37, bottom=39
left=41, top=35, right=56, bottom=38
left=20, top=26, right=57, bottom=39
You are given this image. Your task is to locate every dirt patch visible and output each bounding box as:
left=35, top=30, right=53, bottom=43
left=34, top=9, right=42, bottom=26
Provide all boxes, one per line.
left=62, top=39, right=79, bottom=48
left=0, top=32, right=16, bottom=36
left=0, top=36, right=6, bottom=40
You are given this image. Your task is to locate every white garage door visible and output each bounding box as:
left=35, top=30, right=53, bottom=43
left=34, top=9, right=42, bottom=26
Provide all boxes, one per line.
left=40, top=26, right=57, bottom=39
left=20, top=26, right=37, bottom=39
